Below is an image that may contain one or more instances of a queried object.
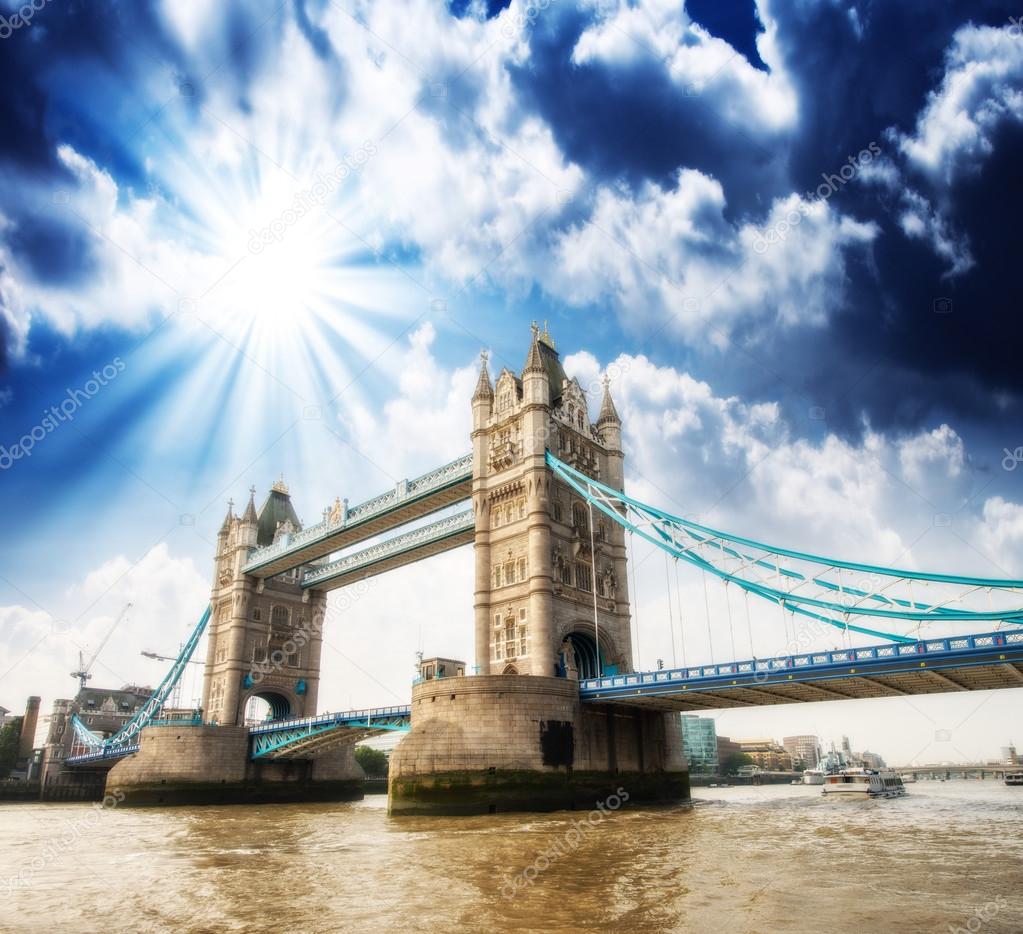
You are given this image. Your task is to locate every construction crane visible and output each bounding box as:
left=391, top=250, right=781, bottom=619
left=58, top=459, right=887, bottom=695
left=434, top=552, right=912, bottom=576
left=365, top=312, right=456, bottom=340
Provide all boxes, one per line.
left=70, top=602, right=133, bottom=692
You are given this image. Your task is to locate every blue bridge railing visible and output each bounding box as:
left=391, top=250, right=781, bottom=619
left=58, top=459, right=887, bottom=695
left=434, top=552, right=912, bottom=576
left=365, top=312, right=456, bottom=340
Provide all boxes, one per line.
left=580, top=629, right=1023, bottom=698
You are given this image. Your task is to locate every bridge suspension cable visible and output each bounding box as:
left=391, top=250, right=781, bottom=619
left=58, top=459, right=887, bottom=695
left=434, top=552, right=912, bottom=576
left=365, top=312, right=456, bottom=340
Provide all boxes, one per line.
left=71, top=605, right=212, bottom=752
left=546, top=451, right=1023, bottom=644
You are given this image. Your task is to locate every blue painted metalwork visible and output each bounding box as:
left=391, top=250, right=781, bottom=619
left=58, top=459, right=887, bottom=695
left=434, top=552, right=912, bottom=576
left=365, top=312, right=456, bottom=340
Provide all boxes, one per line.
left=248, top=705, right=411, bottom=759
left=65, top=744, right=141, bottom=766
left=546, top=451, right=1023, bottom=640
left=579, top=628, right=1023, bottom=702
left=243, top=454, right=472, bottom=573
left=300, top=509, right=473, bottom=589
left=71, top=605, right=212, bottom=753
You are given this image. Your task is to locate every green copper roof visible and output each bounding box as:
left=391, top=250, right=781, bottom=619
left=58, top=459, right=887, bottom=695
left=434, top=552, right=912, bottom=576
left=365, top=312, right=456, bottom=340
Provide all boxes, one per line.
left=256, top=486, right=302, bottom=546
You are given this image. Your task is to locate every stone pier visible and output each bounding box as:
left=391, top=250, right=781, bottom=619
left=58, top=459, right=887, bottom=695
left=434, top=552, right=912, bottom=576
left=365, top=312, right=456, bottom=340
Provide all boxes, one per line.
left=106, top=725, right=364, bottom=806
left=388, top=675, right=689, bottom=815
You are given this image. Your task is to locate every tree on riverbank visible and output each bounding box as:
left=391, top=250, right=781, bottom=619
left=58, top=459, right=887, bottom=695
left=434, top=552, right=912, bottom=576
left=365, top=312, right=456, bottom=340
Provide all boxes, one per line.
left=355, top=745, right=388, bottom=777
left=721, top=751, right=754, bottom=776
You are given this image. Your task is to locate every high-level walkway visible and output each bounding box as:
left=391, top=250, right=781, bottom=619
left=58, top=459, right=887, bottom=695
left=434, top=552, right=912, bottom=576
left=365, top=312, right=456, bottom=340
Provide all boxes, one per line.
left=242, top=455, right=471, bottom=578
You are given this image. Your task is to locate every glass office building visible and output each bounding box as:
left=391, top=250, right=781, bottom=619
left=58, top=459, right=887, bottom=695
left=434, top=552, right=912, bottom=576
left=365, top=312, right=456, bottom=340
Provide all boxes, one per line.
left=681, top=715, right=719, bottom=774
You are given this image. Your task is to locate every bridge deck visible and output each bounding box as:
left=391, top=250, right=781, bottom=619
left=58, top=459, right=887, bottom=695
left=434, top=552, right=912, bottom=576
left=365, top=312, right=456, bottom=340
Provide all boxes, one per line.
left=301, top=510, right=474, bottom=591
left=249, top=705, right=411, bottom=759
left=243, top=455, right=471, bottom=578
left=580, top=630, right=1023, bottom=711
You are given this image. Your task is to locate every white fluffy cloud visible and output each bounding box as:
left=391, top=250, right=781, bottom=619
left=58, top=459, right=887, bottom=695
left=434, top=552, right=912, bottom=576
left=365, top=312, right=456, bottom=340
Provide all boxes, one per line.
left=548, top=172, right=877, bottom=345
left=0, top=544, right=209, bottom=742
left=572, top=0, right=798, bottom=134
left=898, top=23, right=1023, bottom=184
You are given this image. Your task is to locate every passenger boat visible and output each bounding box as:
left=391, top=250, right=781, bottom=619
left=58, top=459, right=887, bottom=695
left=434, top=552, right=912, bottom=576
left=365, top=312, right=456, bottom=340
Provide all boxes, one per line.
left=899, top=774, right=917, bottom=783
left=801, top=768, right=825, bottom=785
left=1005, top=772, right=1023, bottom=786
left=822, top=768, right=907, bottom=798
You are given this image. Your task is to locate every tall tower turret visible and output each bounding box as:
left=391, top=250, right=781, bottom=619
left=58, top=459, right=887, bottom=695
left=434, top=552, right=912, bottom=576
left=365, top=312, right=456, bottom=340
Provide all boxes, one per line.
left=202, top=480, right=327, bottom=726
left=470, top=324, right=634, bottom=680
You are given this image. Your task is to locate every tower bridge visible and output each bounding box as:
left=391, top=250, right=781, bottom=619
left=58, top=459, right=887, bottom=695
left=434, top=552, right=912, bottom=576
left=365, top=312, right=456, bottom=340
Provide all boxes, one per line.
left=61, top=324, right=1023, bottom=813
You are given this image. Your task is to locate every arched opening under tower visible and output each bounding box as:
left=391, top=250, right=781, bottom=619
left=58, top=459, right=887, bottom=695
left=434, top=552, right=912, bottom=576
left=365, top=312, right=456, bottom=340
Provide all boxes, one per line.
left=243, top=692, right=291, bottom=725
left=562, top=632, right=603, bottom=680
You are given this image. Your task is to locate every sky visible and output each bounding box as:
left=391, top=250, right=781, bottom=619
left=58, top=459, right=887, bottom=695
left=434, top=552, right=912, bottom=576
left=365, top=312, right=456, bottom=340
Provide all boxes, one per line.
left=0, top=0, right=1021, bottom=766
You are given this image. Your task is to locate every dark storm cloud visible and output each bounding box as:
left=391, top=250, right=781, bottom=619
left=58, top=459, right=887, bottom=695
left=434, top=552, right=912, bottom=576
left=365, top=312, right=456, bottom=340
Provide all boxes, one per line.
left=505, top=1, right=1021, bottom=434
left=761, top=0, right=1023, bottom=432
left=510, top=7, right=788, bottom=219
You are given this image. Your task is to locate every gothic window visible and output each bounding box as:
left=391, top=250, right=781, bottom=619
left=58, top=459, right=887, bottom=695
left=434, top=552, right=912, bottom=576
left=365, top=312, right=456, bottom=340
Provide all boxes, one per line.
left=288, top=651, right=299, bottom=667
left=518, top=499, right=526, bottom=519
left=493, top=567, right=502, bottom=588
left=494, top=613, right=502, bottom=628
left=576, top=564, right=592, bottom=592
left=518, top=557, right=527, bottom=580
left=560, top=561, right=572, bottom=585
left=493, top=509, right=501, bottom=528
left=499, top=391, right=512, bottom=412
left=577, top=411, right=584, bottom=429
left=252, top=607, right=262, bottom=621
left=552, top=500, right=563, bottom=523
left=519, top=627, right=527, bottom=656
left=505, top=505, right=513, bottom=524
left=505, top=562, right=515, bottom=584
left=504, top=621, right=516, bottom=658
left=253, top=645, right=267, bottom=663
left=598, top=522, right=607, bottom=542
left=271, top=606, right=289, bottom=628
left=495, top=642, right=503, bottom=660
left=572, top=503, right=588, bottom=532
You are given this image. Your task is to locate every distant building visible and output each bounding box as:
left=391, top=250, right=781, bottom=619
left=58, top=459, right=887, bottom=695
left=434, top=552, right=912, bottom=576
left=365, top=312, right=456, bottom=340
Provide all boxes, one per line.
left=681, top=715, right=718, bottom=774
left=783, top=735, right=821, bottom=769
left=734, top=737, right=794, bottom=771
left=1001, top=744, right=1018, bottom=766
left=841, top=735, right=852, bottom=758
left=41, top=685, right=154, bottom=787
left=859, top=750, right=886, bottom=769
left=0, top=705, right=10, bottom=729
left=717, top=735, right=742, bottom=772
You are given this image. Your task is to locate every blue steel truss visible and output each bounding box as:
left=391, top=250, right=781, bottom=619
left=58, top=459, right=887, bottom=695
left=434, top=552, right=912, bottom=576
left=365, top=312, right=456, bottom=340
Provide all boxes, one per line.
left=580, top=628, right=1023, bottom=703
left=244, top=454, right=472, bottom=574
left=249, top=705, right=411, bottom=759
left=546, top=452, right=1023, bottom=642
left=301, top=509, right=474, bottom=590
left=70, top=605, right=212, bottom=753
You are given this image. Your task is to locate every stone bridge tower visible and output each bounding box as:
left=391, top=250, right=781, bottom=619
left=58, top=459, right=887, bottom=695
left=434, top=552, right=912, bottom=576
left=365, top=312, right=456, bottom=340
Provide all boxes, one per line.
left=202, top=480, right=327, bottom=726
left=471, top=324, right=633, bottom=680
left=390, top=324, right=689, bottom=815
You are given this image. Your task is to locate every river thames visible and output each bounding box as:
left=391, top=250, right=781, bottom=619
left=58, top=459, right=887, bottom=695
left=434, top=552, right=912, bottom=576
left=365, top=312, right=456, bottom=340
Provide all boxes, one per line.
left=1, top=781, right=1019, bottom=933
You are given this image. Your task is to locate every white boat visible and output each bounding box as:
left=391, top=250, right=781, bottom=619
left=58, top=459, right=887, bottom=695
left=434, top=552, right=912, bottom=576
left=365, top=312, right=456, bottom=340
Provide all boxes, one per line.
left=899, top=773, right=917, bottom=783
left=801, top=768, right=825, bottom=785
left=1005, top=772, right=1023, bottom=787
left=822, top=768, right=907, bottom=798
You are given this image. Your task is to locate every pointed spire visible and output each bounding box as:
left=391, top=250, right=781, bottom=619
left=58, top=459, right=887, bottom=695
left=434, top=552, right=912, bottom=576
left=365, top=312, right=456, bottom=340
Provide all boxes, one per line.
left=597, top=374, right=621, bottom=425
left=523, top=322, right=545, bottom=374
left=242, top=486, right=258, bottom=523
left=472, top=350, right=494, bottom=401
left=219, top=499, right=234, bottom=534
